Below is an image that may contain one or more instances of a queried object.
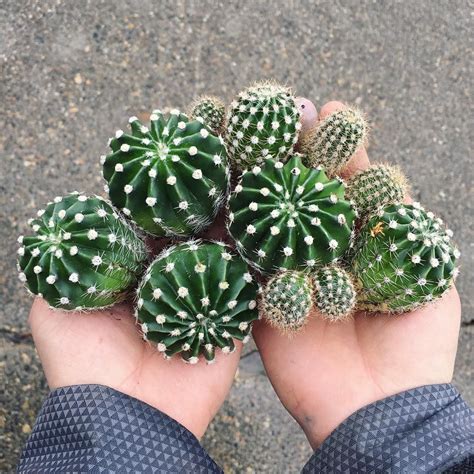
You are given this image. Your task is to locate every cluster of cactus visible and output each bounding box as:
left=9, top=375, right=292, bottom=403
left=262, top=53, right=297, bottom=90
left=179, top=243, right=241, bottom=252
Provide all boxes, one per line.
left=301, top=108, right=367, bottom=177
left=260, top=271, right=313, bottom=332
left=17, top=79, right=461, bottom=358
left=313, top=265, right=357, bottom=321
left=346, top=164, right=408, bottom=220
left=17, top=193, right=148, bottom=310
left=102, top=109, right=229, bottom=237
left=189, top=96, right=226, bottom=135
left=137, top=241, right=258, bottom=363
left=225, top=81, right=302, bottom=169
left=228, top=154, right=356, bottom=274
left=351, top=203, right=460, bottom=313
left=260, top=265, right=356, bottom=332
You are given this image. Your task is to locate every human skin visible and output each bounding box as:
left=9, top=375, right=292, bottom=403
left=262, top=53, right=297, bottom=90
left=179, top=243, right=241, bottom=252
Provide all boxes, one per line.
left=253, top=101, right=462, bottom=449
left=29, top=100, right=461, bottom=448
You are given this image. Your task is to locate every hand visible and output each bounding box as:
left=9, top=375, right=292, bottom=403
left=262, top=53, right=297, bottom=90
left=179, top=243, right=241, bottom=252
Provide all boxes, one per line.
left=29, top=228, right=241, bottom=440
left=253, top=101, right=462, bottom=449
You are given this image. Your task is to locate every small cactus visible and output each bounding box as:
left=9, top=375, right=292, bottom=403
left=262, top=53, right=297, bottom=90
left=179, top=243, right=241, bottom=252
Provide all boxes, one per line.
left=313, top=265, right=356, bottom=321
left=346, top=164, right=408, bottom=220
left=17, top=193, right=147, bottom=311
left=227, top=154, right=356, bottom=274
left=351, top=203, right=460, bottom=313
left=189, top=96, right=226, bottom=135
left=225, top=81, right=301, bottom=169
left=260, top=270, right=313, bottom=332
left=136, top=240, right=258, bottom=364
left=301, top=107, right=367, bottom=177
left=102, top=109, right=229, bottom=237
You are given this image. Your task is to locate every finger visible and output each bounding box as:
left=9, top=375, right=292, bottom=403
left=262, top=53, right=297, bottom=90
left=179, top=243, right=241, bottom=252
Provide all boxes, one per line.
left=295, top=97, right=318, bottom=135
left=319, top=101, right=371, bottom=180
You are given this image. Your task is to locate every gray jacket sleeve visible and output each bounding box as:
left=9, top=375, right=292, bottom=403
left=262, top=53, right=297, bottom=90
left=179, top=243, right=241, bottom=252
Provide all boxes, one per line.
left=17, top=384, right=222, bottom=473
left=302, top=384, right=474, bottom=473
left=18, top=383, right=473, bottom=473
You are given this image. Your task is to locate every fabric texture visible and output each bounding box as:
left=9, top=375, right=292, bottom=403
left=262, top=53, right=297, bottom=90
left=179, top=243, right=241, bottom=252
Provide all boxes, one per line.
left=18, top=383, right=474, bottom=473
left=303, top=384, right=474, bottom=473
left=17, top=384, right=222, bottom=473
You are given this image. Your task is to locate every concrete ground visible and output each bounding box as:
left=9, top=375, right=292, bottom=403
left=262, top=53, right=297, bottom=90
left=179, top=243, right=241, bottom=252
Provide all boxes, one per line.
left=1, top=1, right=472, bottom=472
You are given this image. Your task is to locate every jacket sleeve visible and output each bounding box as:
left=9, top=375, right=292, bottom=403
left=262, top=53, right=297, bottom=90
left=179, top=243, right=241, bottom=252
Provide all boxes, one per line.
left=302, top=384, right=474, bottom=473
left=17, top=384, right=222, bottom=473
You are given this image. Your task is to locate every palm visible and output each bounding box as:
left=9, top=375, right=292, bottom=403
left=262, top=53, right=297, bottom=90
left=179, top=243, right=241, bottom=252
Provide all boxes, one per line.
left=254, top=278, right=461, bottom=448
left=30, top=297, right=241, bottom=438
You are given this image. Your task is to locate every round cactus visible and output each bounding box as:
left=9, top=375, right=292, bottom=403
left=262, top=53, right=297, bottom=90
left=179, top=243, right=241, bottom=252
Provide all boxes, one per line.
left=228, top=154, right=356, bottom=274
left=301, top=107, right=367, bottom=177
left=102, top=109, right=229, bottom=237
left=225, top=81, right=301, bottom=169
left=17, top=193, right=147, bottom=311
left=313, top=265, right=356, bottom=321
left=346, top=164, right=408, bottom=220
left=189, top=96, right=226, bottom=135
left=351, top=203, right=460, bottom=313
left=260, top=270, right=313, bottom=332
left=136, top=240, right=258, bottom=364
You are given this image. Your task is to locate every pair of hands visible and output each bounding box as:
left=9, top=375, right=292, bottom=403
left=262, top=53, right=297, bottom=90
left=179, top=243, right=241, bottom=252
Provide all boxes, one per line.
left=29, top=100, right=461, bottom=449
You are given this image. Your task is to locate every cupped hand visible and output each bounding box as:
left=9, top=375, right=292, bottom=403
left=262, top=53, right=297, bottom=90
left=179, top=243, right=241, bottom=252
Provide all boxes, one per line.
left=29, top=219, right=242, bottom=439
left=253, top=101, right=462, bottom=449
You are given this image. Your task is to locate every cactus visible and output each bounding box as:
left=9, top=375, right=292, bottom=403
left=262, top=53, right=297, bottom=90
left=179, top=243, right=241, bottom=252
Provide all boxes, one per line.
left=301, top=107, right=367, bottom=177
left=225, top=81, right=301, bottom=169
left=351, top=203, right=460, bottom=313
left=227, top=154, right=356, bottom=274
left=260, top=270, right=313, bottom=332
left=189, top=96, right=226, bottom=135
left=136, top=240, right=258, bottom=364
left=313, top=265, right=356, bottom=321
left=102, top=109, right=229, bottom=237
left=346, top=164, right=408, bottom=220
left=17, top=193, right=147, bottom=311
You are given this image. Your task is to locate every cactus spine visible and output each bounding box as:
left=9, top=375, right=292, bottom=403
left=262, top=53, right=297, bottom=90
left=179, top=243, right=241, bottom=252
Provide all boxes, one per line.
left=17, top=193, right=147, bottom=310
left=228, top=154, right=356, bottom=274
left=136, top=241, right=258, bottom=364
left=260, top=270, right=313, bottom=332
left=346, top=164, right=408, bottom=220
left=351, top=203, right=460, bottom=313
left=189, top=96, right=226, bottom=135
left=313, top=265, right=356, bottom=321
left=225, top=81, right=301, bottom=169
left=301, top=108, right=367, bottom=177
left=102, top=109, right=229, bottom=237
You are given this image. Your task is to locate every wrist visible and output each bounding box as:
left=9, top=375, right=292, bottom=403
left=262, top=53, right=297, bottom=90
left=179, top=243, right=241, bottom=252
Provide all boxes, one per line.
left=301, top=375, right=455, bottom=449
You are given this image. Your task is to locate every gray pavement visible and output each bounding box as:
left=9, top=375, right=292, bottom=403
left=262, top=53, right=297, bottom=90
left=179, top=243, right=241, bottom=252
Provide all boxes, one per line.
left=1, top=1, right=472, bottom=472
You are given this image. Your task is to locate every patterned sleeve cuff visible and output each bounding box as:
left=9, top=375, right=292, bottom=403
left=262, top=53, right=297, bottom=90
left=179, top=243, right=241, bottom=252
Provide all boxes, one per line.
left=18, top=384, right=222, bottom=473
left=303, top=384, right=474, bottom=473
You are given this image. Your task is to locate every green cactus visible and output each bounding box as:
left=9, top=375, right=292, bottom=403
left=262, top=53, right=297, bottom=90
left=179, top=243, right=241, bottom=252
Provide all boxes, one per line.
left=102, top=109, right=229, bottom=237
left=301, top=107, right=367, bottom=177
left=17, top=193, right=147, bottom=311
left=351, top=203, right=460, bottom=313
left=136, top=240, right=258, bottom=364
left=313, top=265, right=356, bottom=321
left=189, top=96, right=226, bottom=135
left=228, top=154, right=356, bottom=274
left=225, top=81, right=301, bottom=169
left=346, top=164, right=408, bottom=220
left=260, top=270, right=313, bottom=332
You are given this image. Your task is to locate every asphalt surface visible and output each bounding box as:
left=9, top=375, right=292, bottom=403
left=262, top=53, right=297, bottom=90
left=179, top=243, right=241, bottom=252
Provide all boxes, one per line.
left=1, top=1, right=472, bottom=472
